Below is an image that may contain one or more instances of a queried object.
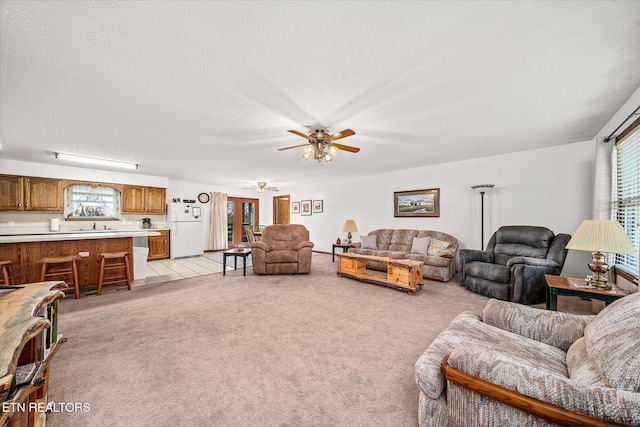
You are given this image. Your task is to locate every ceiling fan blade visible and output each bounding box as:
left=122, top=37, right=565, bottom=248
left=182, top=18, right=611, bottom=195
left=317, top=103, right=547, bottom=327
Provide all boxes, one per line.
left=265, top=187, right=279, bottom=192
left=287, top=130, right=313, bottom=140
left=278, top=143, right=310, bottom=151
left=331, top=129, right=355, bottom=140
left=333, top=143, right=360, bottom=153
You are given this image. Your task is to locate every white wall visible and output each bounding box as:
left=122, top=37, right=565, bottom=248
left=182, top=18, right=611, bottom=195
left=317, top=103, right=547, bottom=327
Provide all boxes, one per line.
left=268, top=140, right=595, bottom=277
left=0, top=159, right=169, bottom=187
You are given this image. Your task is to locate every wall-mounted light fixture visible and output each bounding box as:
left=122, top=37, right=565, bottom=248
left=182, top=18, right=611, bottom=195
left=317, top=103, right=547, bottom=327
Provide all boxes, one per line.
left=55, top=153, right=138, bottom=170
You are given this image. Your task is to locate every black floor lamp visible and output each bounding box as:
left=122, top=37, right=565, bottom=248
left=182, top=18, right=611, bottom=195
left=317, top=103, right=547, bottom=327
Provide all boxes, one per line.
left=471, top=184, right=495, bottom=249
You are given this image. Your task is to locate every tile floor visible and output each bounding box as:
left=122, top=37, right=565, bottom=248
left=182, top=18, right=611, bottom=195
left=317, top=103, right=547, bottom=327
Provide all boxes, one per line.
left=132, top=255, right=225, bottom=287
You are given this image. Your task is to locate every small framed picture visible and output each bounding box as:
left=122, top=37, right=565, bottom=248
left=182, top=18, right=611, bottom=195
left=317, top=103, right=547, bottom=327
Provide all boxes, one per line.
left=301, top=200, right=312, bottom=216
left=292, top=202, right=300, bottom=214
left=313, top=200, right=323, bottom=213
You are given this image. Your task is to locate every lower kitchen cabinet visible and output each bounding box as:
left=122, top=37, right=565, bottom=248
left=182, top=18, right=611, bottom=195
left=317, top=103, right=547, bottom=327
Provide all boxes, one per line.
left=148, top=230, right=169, bottom=260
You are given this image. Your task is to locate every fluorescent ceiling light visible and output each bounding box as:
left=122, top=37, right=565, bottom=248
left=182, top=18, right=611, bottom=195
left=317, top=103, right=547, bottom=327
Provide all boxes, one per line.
left=55, top=153, right=138, bottom=170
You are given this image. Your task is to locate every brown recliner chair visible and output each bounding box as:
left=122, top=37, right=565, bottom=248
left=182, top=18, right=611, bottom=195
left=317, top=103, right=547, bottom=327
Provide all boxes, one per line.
left=251, top=224, right=314, bottom=274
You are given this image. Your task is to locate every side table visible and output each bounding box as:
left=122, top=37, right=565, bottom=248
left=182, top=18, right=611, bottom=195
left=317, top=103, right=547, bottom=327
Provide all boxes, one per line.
left=545, top=274, right=628, bottom=311
left=332, top=243, right=352, bottom=262
left=223, top=248, right=251, bottom=276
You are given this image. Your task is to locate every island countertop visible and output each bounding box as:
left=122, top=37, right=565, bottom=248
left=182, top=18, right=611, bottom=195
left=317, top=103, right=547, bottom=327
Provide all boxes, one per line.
left=0, top=229, right=162, bottom=244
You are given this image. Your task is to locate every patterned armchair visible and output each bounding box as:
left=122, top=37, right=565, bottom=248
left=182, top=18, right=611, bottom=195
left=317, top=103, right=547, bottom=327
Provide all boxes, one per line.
left=415, top=292, right=640, bottom=426
left=459, top=226, right=571, bottom=304
left=251, top=224, right=314, bottom=274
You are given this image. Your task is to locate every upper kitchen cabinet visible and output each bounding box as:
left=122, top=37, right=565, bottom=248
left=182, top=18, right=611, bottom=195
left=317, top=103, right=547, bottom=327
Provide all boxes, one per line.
left=145, top=187, right=166, bottom=214
left=122, top=185, right=166, bottom=214
left=0, top=175, right=62, bottom=212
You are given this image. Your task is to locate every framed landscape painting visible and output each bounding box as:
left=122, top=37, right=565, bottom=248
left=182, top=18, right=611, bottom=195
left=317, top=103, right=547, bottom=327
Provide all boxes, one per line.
left=301, top=200, right=312, bottom=216
left=292, top=202, right=300, bottom=214
left=393, top=188, right=440, bottom=217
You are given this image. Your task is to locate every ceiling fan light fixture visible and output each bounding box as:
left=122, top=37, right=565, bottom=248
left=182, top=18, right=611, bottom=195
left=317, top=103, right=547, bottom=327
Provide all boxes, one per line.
left=329, top=145, right=338, bottom=156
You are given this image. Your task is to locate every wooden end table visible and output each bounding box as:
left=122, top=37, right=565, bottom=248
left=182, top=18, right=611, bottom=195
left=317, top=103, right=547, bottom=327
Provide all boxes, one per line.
left=545, top=274, right=628, bottom=311
left=223, top=248, right=251, bottom=276
left=332, top=243, right=352, bottom=262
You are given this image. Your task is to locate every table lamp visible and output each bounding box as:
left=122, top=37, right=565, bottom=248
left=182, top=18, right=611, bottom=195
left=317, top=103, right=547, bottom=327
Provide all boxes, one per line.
left=565, top=220, right=637, bottom=288
left=343, top=220, right=358, bottom=245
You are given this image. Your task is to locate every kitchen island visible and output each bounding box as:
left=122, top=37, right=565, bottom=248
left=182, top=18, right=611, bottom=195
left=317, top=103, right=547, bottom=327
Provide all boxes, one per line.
left=0, top=230, right=161, bottom=290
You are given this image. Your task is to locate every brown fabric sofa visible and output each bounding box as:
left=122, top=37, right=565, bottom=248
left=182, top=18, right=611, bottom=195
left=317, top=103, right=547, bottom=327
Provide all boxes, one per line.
left=415, top=292, right=640, bottom=426
left=348, top=229, right=458, bottom=281
left=251, top=224, right=314, bottom=274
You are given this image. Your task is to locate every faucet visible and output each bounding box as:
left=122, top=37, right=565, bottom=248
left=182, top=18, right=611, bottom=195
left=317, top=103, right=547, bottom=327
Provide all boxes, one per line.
left=103, top=225, right=107, bottom=230
left=93, top=222, right=96, bottom=230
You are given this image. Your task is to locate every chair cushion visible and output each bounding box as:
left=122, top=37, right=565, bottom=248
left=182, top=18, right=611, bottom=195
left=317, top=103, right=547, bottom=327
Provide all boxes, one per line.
left=265, top=250, right=298, bottom=263
left=492, top=226, right=554, bottom=264
left=583, top=292, right=640, bottom=392
left=464, top=261, right=510, bottom=283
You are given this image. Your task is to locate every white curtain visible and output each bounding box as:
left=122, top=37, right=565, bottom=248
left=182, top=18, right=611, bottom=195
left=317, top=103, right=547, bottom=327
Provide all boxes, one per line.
left=209, top=192, right=228, bottom=250
left=591, top=137, right=615, bottom=220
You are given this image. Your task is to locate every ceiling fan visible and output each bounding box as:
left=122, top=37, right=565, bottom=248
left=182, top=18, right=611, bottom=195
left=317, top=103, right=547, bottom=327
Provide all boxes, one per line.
left=279, top=128, right=359, bottom=163
left=244, top=181, right=279, bottom=193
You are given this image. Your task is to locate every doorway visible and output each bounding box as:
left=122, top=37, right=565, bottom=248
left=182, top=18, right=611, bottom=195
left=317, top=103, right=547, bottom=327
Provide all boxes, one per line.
left=227, top=197, right=259, bottom=248
left=273, top=195, right=290, bottom=225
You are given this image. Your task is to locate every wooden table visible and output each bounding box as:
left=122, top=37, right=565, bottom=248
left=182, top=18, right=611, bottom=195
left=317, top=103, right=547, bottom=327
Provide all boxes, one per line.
left=223, top=248, right=251, bottom=276
left=545, top=275, right=629, bottom=311
left=332, top=243, right=352, bottom=262
left=337, top=252, right=423, bottom=295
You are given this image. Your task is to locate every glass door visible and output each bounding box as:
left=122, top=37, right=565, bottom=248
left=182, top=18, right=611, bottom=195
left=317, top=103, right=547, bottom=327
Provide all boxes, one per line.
left=227, top=197, right=259, bottom=248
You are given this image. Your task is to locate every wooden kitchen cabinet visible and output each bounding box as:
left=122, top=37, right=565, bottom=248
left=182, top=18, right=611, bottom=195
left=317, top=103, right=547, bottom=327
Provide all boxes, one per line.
left=121, top=185, right=145, bottom=213
left=148, top=230, right=169, bottom=260
left=122, top=185, right=166, bottom=214
left=0, top=175, right=62, bottom=212
left=25, top=177, right=63, bottom=211
left=145, top=187, right=166, bottom=214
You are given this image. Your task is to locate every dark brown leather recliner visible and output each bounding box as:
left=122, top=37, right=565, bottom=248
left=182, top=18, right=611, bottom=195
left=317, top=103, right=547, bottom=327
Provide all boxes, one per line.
left=251, top=224, right=314, bottom=274
left=458, top=226, right=571, bottom=304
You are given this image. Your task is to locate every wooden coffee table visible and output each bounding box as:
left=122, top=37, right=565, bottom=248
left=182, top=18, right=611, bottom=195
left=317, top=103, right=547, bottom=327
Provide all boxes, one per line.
left=545, top=274, right=629, bottom=311
left=336, top=252, right=423, bottom=295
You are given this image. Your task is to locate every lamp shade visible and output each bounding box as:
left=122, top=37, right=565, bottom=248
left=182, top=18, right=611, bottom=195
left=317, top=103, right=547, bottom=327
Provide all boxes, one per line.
left=565, top=220, right=637, bottom=254
left=343, top=220, right=358, bottom=233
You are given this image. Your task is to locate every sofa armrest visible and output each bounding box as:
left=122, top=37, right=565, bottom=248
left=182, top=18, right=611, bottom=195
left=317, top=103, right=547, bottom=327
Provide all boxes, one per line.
left=506, top=257, right=560, bottom=269
left=251, top=241, right=270, bottom=251
left=445, top=348, right=635, bottom=426
left=296, top=241, right=314, bottom=251
left=350, top=242, right=361, bottom=249
left=459, top=249, right=493, bottom=263
left=438, top=245, right=458, bottom=259
left=482, top=299, right=594, bottom=351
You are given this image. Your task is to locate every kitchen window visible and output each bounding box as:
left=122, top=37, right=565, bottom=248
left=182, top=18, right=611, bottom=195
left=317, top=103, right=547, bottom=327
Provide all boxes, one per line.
left=64, top=184, right=121, bottom=220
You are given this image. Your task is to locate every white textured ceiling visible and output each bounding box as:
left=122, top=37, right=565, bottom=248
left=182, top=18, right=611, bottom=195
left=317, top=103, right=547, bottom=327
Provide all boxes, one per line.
left=1, top=1, right=639, bottom=189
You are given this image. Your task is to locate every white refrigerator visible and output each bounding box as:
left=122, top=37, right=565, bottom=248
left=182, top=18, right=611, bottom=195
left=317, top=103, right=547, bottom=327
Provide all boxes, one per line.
left=169, top=202, right=204, bottom=259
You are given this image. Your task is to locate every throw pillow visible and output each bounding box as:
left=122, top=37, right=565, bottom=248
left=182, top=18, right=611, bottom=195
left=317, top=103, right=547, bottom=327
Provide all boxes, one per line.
left=360, top=235, right=377, bottom=250
left=411, top=237, right=431, bottom=255
left=427, top=238, right=450, bottom=256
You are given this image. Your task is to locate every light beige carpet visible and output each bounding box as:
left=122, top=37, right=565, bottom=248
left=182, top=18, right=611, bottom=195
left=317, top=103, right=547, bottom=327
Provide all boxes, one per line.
left=47, top=254, right=593, bottom=427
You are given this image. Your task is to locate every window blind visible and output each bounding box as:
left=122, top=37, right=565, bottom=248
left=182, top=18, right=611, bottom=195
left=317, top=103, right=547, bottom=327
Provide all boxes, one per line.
left=613, top=121, right=640, bottom=276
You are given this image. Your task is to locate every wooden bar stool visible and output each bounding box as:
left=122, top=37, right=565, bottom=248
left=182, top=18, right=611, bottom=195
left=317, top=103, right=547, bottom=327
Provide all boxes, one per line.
left=38, top=255, right=81, bottom=299
left=97, top=252, right=131, bottom=295
left=0, top=260, right=16, bottom=285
